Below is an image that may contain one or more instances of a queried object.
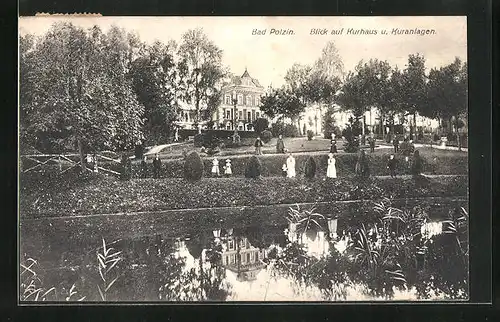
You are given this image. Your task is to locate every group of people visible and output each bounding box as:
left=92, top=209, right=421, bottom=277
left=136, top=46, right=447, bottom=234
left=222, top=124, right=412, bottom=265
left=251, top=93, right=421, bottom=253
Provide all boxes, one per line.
left=281, top=152, right=338, bottom=179
left=210, top=158, right=233, bottom=177
left=136, top=153, right=163, bottom=179
left=253, top=134, right=286, bottom=156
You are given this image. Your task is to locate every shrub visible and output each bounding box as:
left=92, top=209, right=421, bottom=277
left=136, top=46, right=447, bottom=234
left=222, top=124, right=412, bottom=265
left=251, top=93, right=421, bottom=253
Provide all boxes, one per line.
left=399, top=141, right=415, bottom=156
left=283, top=124, right=299, bottom=138
left=253, top=118, right=269, bottom=134
left=446, top=132, right=457, bottom=142
left=307, top=130, right=314, bottom=141
left=193, top=133, right=204, bottom=147
left=193, top=132, right=222, bottom=149
left=260, top=130, right=272, bottom=144
left=271, top=122, right=285, bottom=137
left=183, top=151, right=204, bottom=181
left=245, top=156, right=262, bottom=178
left=304, top=156, right=316, bottom=179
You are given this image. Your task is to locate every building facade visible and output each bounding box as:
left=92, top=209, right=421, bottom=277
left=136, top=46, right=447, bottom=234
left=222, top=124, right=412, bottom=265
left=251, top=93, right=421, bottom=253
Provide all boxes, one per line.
left=215, top=69, right=266, bottom=131
left=174, top=69, right=266, bottom=131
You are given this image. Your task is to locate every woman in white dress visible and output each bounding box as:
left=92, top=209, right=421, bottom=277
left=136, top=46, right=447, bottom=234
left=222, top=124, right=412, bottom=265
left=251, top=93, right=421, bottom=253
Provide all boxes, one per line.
left=211, top=157, right=220, bottom=177
left=286, top=153, right=296, bottom=178
left=326, top=153, right=337, bottom=178
left=223, top=159, right=232, bottom=177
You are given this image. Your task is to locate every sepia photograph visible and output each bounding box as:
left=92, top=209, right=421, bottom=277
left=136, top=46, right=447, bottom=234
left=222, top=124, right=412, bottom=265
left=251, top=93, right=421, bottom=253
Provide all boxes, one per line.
left=18, top=16, right=468, bottom=302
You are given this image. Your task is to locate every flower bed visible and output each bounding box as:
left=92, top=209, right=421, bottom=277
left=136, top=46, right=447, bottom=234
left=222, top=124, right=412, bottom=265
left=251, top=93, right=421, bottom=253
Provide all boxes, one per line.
left=19, top=175, right=468, bottom=218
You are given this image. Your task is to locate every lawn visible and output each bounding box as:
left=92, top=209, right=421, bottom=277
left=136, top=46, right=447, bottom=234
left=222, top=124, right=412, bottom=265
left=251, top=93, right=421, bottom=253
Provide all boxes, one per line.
left=19, top=175, right=468, bottom=218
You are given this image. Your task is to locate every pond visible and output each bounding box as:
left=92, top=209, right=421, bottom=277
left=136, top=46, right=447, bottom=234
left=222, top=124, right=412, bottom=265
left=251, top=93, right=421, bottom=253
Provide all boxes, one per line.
left=20, top=206, right=468, bottom=302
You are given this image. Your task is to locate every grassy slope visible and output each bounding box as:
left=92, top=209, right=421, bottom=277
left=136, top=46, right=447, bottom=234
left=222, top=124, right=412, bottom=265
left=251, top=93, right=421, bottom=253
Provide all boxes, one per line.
left=19, top=175, right=468, bottom=218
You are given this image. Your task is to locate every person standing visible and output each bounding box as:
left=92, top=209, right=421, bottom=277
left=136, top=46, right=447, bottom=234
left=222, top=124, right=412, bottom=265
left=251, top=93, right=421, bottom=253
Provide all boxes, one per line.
left=387, top=154, right=397, bottom=178
left=326, top=153, right=337, bottom=178
left=93, top=153, right=99, bottom=173
left=254, top=137, right=263, bottom=155
left=286, top=153, right=296, bottom=178
left=153, top=153, right=162, bottom=179
left=393, top=137, right=399, bottom=153
left=330, top=139, right=338, bottom=154
left=276, top=135, right=285, bottom=154
left=211, top=157, right=220, bottom=177
left=369, top=137, right=375, bottom=153
left=223, top=159, right=232, bottom=177
left=140, top=156, right=148, bottom=178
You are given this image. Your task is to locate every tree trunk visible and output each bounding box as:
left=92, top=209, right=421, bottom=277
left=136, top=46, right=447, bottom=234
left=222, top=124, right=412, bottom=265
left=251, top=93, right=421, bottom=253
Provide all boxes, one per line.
left=77, top=138, right=86, bottom=172
left=412, top=112, right=417, bottom=140
left=455, top=115, right=462, bottom=151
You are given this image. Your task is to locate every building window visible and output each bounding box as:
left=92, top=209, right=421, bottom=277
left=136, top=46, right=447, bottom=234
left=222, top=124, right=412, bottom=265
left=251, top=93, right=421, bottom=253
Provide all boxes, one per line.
left=228, top=240, right=234, bottom=250
left=237, top=94, right=243, bottom=105
left=247, top=253, right=251, bottom=263
left=246, top=95, right=252, bottom=106
left=225, top=95, right=231, bottom=105
left=247, top=111, right=251, bottom=121
left=255, top=96, right=260, bottom=106
left=225, top=256, right=229, bottom=266
left=226, top=110, right=231, bottom=119
left=239, top=239, right=245, bottom=249
left=256, top=112, right=260, bottom=119
left=239, top=111, right=243, bottom=119
left=252, top=110, right=256, bottom=121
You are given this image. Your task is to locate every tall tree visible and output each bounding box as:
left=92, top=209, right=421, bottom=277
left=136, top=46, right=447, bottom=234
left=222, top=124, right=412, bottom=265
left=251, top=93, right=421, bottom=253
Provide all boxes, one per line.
left=177, top=28, right=226, bottom=133
left=259, top=87, right=306, bottom=126
left=427, top=57, right=467, bottom=148
left=312, top=41, right=345, bottom=82
left=130, top=40, right=179, bottom=144
left=337, top=60, right=374, bottom=134
left=401, top=53, right=427, bottom=139
left=19, top=23, right=144, bottom=169
left=385, top=67, right=405, bottom=137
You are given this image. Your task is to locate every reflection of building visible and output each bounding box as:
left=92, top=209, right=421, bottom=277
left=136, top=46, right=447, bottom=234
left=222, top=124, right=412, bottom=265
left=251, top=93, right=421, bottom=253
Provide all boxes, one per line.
left=221, top=236, right=266, bottom=282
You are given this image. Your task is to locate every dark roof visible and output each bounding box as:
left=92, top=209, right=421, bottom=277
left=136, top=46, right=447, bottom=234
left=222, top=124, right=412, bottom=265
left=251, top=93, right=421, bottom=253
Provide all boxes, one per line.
left=226, top=69, right=263, bottom=88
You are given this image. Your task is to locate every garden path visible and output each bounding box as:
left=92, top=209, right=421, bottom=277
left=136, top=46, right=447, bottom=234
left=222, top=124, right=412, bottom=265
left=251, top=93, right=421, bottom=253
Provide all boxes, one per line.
left=144, top=142, right=186, bottom=156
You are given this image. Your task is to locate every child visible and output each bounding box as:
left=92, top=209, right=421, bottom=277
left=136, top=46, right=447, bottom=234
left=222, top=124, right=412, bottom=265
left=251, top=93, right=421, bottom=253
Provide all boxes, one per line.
left=211, top=157, right=220, bottom=177
left=223, top=159, right=232, bottom=177
left=286, top=153, right=296, bottom=178
left=282, top=163, right=287, bottom=177
left=326, top=153, right=337, bottom=178
left=254, top=137, right=263, bottom=155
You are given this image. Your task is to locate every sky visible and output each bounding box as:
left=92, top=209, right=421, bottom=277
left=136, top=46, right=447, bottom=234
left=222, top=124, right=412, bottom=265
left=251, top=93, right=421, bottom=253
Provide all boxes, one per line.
left=19, top=16, right=467, bottom=88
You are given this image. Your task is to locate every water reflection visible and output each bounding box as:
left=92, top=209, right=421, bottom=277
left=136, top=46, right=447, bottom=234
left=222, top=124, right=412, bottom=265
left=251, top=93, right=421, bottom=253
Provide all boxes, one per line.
left=22, top=208, right=466, bottom=302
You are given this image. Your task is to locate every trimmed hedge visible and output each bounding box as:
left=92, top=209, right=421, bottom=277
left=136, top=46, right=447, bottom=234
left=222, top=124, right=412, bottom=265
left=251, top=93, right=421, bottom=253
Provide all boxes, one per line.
left=184, top=151, right=204, bottom=181
left=19, top=175, right=468, bottom=218
left=245, top=156, right=262, bottom=178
